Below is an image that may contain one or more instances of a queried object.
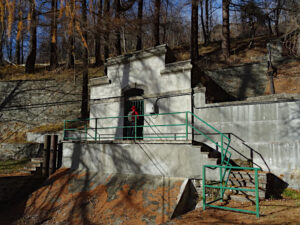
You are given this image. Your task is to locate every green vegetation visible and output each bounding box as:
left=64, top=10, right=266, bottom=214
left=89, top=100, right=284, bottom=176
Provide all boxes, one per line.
left=282, top=188, right=300, bottom=200
left=0, top=159, right=30, bottom=174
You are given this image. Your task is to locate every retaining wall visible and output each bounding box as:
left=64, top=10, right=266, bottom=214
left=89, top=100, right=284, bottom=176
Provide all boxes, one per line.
left=194, top=91, right=300, bottom=189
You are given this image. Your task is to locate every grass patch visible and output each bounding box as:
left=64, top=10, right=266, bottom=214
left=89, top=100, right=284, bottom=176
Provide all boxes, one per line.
left=0, top=159, right=30, bottom=174
left=0, top=64, right=104, bottom=81
left=282, top=188, right=300, bottom=200
left=29, top=122, right=64, bottom=133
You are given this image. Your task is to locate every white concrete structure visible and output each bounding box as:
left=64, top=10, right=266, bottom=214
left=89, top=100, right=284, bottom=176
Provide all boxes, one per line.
left=63, top=45, right=300, bottom=190
left=88, top=45, right=193, bottom=140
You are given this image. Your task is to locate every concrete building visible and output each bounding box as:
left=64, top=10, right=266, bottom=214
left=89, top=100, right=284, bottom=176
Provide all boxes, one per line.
left=63, top=44, right=300, bottom=190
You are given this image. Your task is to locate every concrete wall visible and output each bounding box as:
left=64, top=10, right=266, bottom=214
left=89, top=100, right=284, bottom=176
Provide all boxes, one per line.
left=87, top=45, right=193, bottom=140
left=0, top=143, right=42, bottom=160
left=62, top=142, right=218, bottom=180
left=193, top=91, right=300, bottom=189
left=0, top=79, right=81, bottom=143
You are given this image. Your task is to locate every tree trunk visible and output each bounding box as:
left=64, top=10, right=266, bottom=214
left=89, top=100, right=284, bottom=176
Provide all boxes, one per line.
left=49, top=0, right=58, bottom=70
left=115, top=0, right=121, bottom=55
left=16, top=39, right=21, bottom=64
left=66, top=35, right=74, bottom=68
left=162, top=0, right=168, bottom=44
left=81, top=0, right=89, bottom=119
left=267, top=15, right=273, bottom=37
left=25, top=0, right=37, bottom=73
left=275, top=0, right=281, bottom=37
left=94, top=0, right=103, bottom=66
left=205, top=0, right=209, bottom=44
left=200, top=0, right=207, bottom=45
left=136, top=0, right=143, bottom=50
left=153, top=0, right=160, bottom=46
left=222, top=0, right=230, bottom=59
left=104, top=0, right=110, bottom=62
left=191, top=0, right=199, bottom=62
left=21, top=37, right=24, bottom=64
left=16, top=1, right=21, bottom=65
left=66, top=0, right=75, bottom=69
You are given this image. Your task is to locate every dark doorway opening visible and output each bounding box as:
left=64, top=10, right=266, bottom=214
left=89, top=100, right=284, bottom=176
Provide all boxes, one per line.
left=124, top=88, right=144, bottom=139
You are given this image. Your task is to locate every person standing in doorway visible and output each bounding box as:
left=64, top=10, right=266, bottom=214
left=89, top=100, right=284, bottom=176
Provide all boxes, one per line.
left=128, top=105, right=139, bottom=138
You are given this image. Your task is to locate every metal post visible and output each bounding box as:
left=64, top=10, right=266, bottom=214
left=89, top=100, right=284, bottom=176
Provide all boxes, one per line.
left=221, top=135, right=224, bottom=164
left=134, top=115, right=137, bottom=140
left=43, top=135, right=51, bottom=177
left=255, top=169, right=260, bottom=218
left=49, top=135, right=58, bottom=175
left=57, top=142, right=63, bottom=169
left=220, top=167, right=223, bottom=202
left=185, top=111, right=188, bottom=140
left=63, top=120, right=66, bottom=140
left=85, top=123, right=87, bottom=141
left=202, top=166, right=206, bottom=210
left=95, top=118, right=97, bottom=141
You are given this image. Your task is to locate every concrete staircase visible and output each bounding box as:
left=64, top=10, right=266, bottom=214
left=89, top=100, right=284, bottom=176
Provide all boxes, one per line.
left=193, top=142, right=275, bottom=203
left=21, top=157, right=43, bottom=175
left=225, top=170, right=267, bottom=202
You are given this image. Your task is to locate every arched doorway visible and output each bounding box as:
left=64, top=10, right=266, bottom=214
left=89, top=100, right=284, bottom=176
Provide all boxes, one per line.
left=123, top=88, right=144, bottom=139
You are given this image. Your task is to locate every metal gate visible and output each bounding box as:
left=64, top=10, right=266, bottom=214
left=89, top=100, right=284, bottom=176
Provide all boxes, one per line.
left=124, top=99, right=144, bottom=139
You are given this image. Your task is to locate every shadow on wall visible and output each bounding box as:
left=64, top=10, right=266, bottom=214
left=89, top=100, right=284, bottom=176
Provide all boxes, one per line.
left=0, top=141, right=198, bottom=225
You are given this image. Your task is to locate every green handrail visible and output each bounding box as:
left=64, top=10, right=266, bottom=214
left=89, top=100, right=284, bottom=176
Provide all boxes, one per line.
left=63, top=111, right=260, bottom=217
left=203, top=165, right=261, bottom=217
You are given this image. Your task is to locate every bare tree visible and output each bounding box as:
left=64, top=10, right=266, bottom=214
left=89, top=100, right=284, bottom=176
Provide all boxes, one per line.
left=136, top=0, right=143, bottom=50
left=104, top=0, right=110, bottom=62
left=25, top=0, right=37, bottom=73
left=50, top=0, right=58, bottom=70
left=81, top=0, right=88, bottom=119
left=222, top=0, right=230, bottom=59
left=153, top=0, right=160, bottom=46
left=191, top=0, right=199, bottom=61
left=94, top=0, right=103, bottom=66
left=66, top=0, right=75, bottom=69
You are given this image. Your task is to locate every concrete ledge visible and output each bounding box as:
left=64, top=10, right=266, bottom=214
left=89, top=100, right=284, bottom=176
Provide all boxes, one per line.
left=105, top=45, right=168, bottom=66
left=161, top=60, right=192, bottom=75
left=63, top=140, right=193, bottom=144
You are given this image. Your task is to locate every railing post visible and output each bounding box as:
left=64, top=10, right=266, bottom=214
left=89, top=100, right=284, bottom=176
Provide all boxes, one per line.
left=63, top=120, right=66, bottom=140
left=220, top=167, right=223, bottom=202
left=95, top=118, right=97, bottom=141
left=42, top=135, right=51, bottom=177
left=202, top=166, right=206, bottom=210
left=85, top=122, right=87, bottom=141
left=185, top=111, right=188, bottom=140
left=49, top=135, right=58, bottom=175
left=221, top=136, right=223, bottom=164
left=134, top=115, right=137, bottom=140
left=255, top=169, right=260, bottom=218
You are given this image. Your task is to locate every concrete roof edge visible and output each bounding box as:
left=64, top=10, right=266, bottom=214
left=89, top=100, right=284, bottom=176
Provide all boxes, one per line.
left=105, top=44, right=168, bottom=66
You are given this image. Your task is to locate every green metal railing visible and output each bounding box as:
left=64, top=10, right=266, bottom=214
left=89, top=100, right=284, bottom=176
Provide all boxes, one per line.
left=63, top=111, right=190, bottom=141
left=202, top=165, right=261, bottom=218
left=63, top=111, right=261, bottom=217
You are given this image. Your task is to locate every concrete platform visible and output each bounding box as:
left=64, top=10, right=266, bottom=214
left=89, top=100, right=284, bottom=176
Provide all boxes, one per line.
left=24, top=169, right=198, bottom=224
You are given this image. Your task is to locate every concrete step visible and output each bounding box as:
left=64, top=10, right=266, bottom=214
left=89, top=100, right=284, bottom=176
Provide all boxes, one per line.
left=226, top=194, right=262, bottom=203
left=19, top=170, right=32, bottom=174
left=229, top=171, right=267, bottom=185
left=227, top=178, right=266, bottom=188
left=225, top=186, right=265, bottom=198
left=23, top=166, right=38, bottom=171
left=31, top=158, right=43, bottom=163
